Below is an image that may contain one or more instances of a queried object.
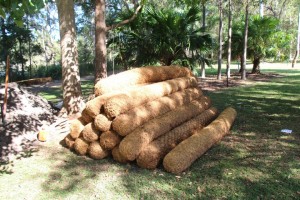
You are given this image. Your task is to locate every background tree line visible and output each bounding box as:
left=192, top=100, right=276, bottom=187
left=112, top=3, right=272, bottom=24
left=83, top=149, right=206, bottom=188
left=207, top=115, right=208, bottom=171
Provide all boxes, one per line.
left=0, top=0, right=299, bottom=114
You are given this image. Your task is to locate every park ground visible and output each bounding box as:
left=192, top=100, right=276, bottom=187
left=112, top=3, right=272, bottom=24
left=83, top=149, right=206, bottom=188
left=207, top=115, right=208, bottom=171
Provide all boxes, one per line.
left=0, top=63, right=299, bottom=199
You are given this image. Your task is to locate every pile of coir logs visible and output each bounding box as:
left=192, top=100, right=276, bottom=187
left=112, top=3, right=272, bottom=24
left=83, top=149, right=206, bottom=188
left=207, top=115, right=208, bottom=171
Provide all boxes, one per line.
left=64, top=66, right=237, bottom=174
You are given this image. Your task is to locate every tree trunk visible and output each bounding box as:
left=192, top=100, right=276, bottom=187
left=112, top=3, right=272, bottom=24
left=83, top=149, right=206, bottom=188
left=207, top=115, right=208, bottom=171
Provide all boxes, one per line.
left=19, top=39, right=25, bottom=80
left=226, top=0, right=232, bottom=80
left=252, top=57, right=260, bottom=73
left=56, top=0, right=84, bottom=115
left=217, top=0, right=223, bottom=80
left=292, top=9, right=300, bottom=68
left=95, top=0, right=107, bottom=83
left=200, top=2, right=206, bottom=78
left=259, top=0, right=264, bottom=17
left=241, top=0, right=249, bottom=80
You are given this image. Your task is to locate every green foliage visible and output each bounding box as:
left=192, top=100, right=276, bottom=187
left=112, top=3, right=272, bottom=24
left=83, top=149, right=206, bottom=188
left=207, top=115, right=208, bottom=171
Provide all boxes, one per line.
left=229, top=15, right=290, bottom=62
left=0, top=0, right=45, bottom=26
left=109, top=5, right=213, bottom=69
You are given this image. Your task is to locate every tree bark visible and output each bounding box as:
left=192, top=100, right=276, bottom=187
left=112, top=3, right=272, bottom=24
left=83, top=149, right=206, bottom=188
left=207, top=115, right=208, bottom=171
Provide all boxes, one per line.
left=292, top=9, right=300, bottom=68
left=252, top=57, right=260, bottom=73
left=200, top=2, right=206, bottom=78
left=95, top=0, right=107, bottom=83
left=241, top=0, right=249, bottom=80
left=217, top=0, right=223, bottom=80
left=56, top=0, right=84, bottom=115
left=259, top=0, right=264, bottom=17
left=226, top=0, right=232, bottom=80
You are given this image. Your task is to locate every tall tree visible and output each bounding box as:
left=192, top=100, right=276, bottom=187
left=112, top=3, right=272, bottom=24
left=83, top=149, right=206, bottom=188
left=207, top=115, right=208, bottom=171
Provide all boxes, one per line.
left=259, top=0, right=264, bottom=17
left=217, top=0, right=223, bottom=80
left=200, top=0, right=207, bottom=78
left=56, top=0, right=84, bottom=115
left=226, top=0, right=232, bottom=80
left=241, top=0, right=249, bottom=80
left=292, top=8, right=300, bottom=68
left=94, top=0, right=107, bottom=83
left=94, top=0, right=143, bottom=83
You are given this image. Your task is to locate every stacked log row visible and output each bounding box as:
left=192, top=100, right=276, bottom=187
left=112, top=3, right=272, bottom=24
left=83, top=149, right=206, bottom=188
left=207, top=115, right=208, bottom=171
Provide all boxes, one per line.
left=64, top=66, right=236, bottom=173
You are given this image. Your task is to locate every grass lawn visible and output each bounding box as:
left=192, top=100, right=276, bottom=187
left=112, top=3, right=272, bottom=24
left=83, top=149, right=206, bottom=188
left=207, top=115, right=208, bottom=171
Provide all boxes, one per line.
left=0, top=68, right=299, bottom=199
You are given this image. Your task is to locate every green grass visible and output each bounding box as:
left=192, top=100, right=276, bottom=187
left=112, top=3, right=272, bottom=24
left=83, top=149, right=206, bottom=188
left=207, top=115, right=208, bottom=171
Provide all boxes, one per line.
left=0, top=69, right=300, bottom=199
left=38, top=80, right=94, bottom=103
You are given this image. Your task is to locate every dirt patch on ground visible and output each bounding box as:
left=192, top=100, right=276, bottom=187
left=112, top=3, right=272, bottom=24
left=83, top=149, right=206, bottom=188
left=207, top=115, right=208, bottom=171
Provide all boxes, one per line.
left=198, top=73, right=284, bottom=91
left=0, top=83, right=68, bottom=163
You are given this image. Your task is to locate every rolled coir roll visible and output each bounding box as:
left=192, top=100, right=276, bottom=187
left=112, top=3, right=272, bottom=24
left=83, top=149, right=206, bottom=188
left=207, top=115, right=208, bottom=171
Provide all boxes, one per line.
left=94, top=114, right=112, bottom=132
left=88, top=141, right=110, bottom=160
left=82, top=122, right=100, bottom=142
left=94, top=66, right=193, bottom=96
left=163, top=107, right=237, bottom=174
left=100, top=130, right=122, bottom=150
left=119, top=96, right=211, bottom=161
left=74, top=137, right=90, bottom=156
left=69, top=117, right=86, bottom=139
left=112, top=87, right=203, bottom=136
left=104, top=76, right=198, bottom=118
left=137, top=107, right=218, bottom=169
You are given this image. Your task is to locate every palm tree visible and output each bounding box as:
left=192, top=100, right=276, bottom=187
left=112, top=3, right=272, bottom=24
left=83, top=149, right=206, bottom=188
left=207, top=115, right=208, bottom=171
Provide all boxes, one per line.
left=109, top=6, right=213, bottom=69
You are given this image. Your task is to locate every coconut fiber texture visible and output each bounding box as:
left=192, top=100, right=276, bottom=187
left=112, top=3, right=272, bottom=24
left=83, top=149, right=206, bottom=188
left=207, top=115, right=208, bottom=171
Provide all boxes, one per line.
left=64, top=134, right=75, bottom=149
left=82, top=122, right=101, bottom=142
left=100, top=130, right=122, bottom=150
left=94, top=114, right=112, bottom=132
left=83, top=92, right=119, bottom=118
left=88, top=141, right=110, bottom=160
left=137, top=107, right=218, bottom=169
left=104, top=76, right=198, bottom=118
left=69, top=118, right=86, bottom=139
left=112, top=87, right=203, bottom=136
left=112, top=146, right=128, bottom=163
left=119, top=96, right=212, bottom=161
left=163, top=107, right=237, bottom=174
left=94, top=66, right=193, bottom=96
left=74, top=137, right=90, bottom=156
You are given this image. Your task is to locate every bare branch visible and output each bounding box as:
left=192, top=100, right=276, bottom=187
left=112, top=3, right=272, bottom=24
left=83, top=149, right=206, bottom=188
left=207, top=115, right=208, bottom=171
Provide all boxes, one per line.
left=106, top=4, right=142, bottom=31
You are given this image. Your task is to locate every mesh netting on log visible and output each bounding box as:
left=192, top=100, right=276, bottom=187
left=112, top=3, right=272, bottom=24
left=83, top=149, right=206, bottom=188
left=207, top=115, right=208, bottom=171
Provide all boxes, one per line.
left=94, top=66, right=193, bottom=96
left=104, top=76, right=198, bottom=118
left=112, top=87, right=203, bottom=136
left=100, top=130, right=122, bottom=150
left=163, top=107, right=237, bottom=174
left=119, top=96, right=212, bottom=161
left=88, top=141, right=110, bottom=160
left=136, top=107, right=218, bottom=169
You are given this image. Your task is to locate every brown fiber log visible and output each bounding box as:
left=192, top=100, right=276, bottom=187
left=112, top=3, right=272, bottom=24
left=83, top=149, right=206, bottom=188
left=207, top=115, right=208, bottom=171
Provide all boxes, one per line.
left=94, top=114, right=112, bottom=132
left=100, top=130, right=122, bottom=150
left=104, top=76, right=198, bottom=118
left=64, top=134, right=75, bottom=149
left=119, top=96, right=211, bottom=161
left=82, top=122, right=100, bottom=142
left=94, top=66, right=193, bottom=96
left=136, top=107, right=218, bottom=169
left=112, top=87, right=203, bottom=136
left=163, top=107, right=237, bottom=174
left=81, top=109, right=94, bottom=123
left=74, top=137, right=90, bottom=156
left=69, top=118, right=86, bottom=139
left=88, top=141, right=110, bottom=159
left=112, top=146, right=129, bottom=163
left=83, top=92, right=118, bottom=118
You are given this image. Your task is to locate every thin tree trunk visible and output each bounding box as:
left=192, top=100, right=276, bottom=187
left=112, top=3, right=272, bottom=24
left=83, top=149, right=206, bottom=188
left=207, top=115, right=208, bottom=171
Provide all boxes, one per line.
left=19, top=39, right=25, bottom=80
left=241, top=0, right=249, bottom=80
left=95, top=0, right=107, bottom=83
left=292, top=9, right=300, bottom=68
left=217, top=0, right=223, bottom=80
left=227, top=0, right=232, bottom=82
left=201, top=2, right=206, bottom=78
left=27, top=15, right=32, bottom=78
left=56, top=0, right=83, bottom=115
left=252, top=57, right=260, bottom=73
left=259, top=0, right=264, bottom=17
